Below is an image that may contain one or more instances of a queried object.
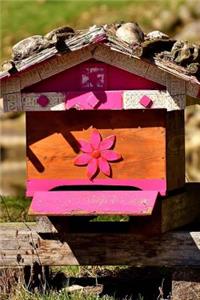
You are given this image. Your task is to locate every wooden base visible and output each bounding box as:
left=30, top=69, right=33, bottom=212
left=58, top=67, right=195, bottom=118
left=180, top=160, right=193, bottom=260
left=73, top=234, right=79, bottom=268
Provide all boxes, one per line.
left=0, top=183, right=199, bottom=266
left=0, top=222, right=200, bottom=266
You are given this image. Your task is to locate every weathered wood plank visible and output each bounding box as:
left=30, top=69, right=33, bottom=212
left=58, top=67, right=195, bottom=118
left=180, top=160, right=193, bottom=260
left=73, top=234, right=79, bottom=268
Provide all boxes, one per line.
left=162, top=183, right=200, bottom=232
left=28, top=190, right=158, bottom=216
left=166, top=110, right=185, bottom=191
left=93, top=45, right=166, bottom=86
left=0, top=222, right=200, bottom=266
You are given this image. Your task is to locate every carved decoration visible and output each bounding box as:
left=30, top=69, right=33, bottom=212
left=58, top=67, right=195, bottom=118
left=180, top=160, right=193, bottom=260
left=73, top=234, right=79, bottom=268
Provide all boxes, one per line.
left=37, top=95, right=49, bottom=107
left=74, top=129, right=122, bottom=180
left=81, top=64, right=107, bottom=89
left=123, top=90, right=185, bottom=111
left=21, top=92, right=65, bottom=111
left=3, top=90, right=186, bottom=112
left=3, top=93, right=22, bottom=112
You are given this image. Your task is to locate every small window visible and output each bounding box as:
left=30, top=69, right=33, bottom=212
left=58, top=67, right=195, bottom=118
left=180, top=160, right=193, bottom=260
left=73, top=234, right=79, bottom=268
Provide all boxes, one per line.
left=81, top=64, right=107, bottom=90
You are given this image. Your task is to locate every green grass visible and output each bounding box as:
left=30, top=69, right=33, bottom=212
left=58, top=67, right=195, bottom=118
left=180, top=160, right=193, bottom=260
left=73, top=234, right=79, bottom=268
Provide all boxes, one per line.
left=0, top=195, right=35, bottom=222
left=1, top=0, right=189, bottom=62
left=10, top=288, right=117, bottom=300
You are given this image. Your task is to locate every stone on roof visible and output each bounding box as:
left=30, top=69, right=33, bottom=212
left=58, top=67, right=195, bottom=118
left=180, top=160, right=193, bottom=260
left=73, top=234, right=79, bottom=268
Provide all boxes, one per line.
left=1, top=22, right=199, bottom=84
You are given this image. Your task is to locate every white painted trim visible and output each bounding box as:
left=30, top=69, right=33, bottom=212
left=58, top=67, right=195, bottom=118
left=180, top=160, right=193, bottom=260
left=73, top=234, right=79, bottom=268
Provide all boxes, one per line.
left=21, top=92, right=66, bottom=111
left=123, top=90, right=186, bottom=111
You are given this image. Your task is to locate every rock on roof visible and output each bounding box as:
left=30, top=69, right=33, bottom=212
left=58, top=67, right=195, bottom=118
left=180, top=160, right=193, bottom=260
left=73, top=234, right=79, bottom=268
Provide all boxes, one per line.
left=1, top=22, right=200, bottom=85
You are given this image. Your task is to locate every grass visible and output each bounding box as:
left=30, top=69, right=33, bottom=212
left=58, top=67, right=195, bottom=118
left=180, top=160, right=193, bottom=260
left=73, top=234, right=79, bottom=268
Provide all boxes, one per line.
left=0, top=194, right=35, bottom=222
left=10, top=287, right=119, bottom=300
left=1, top=0, right=189, bottom=62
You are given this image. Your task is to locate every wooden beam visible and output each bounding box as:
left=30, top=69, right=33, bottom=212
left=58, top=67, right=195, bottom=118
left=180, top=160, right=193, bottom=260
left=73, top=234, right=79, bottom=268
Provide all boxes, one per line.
left=0, top=222, right=200, bottom=266
left=5, top=90, right=187, bottom=112
left=165, top=110, right=185, bottom=191
left=93, top=45, right=166, bottom=86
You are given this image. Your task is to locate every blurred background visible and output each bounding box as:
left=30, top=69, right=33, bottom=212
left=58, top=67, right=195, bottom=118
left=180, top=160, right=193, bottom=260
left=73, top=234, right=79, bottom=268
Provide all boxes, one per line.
left=0, top=0, right=200, bottom=199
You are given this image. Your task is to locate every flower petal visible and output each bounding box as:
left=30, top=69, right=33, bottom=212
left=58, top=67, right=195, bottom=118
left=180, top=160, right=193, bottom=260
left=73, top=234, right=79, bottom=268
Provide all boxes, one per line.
left=74, top=153, right=91, bottom=166
left=90, top=129, right=101, bottom=149
left=78, top=139, right=93, bottom=153
left=101, top=150, right=122, bottom=161
left=98, top=157, right=111, bottom=177
left=100, top=135, right=116, bottom=150
left=87, top=158, right=98, bottom=179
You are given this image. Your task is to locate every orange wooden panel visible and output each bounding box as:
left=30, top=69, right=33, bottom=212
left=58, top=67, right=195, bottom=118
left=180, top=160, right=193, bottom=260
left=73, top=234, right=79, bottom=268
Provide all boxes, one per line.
left=26, top=111, right=166, bottom=180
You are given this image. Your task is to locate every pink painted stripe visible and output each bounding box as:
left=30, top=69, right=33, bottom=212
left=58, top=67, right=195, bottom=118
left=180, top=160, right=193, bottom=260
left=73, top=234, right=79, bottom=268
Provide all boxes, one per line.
left=28, top=190, right=158, bottom=216
left=65, top=91, right=122, bottom=110
left=26, top=179, right=166, bottom=197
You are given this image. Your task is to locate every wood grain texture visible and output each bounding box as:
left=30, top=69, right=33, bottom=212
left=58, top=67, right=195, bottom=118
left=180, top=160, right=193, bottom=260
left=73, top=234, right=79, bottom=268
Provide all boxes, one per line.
left=37, top=46, right=93, bottom=80
left=166, top=73, right=186, bottom=108
left=1, top=183, right=199, bottom=266
left=26, top=110, right=166, bottom=181
left=93, top=45, right=167, bottom=86
left=166, top=110, right=185, bottom=190
left=162, top=183, right=200, bottom=232
left=28, top=190, right=158, bottom=216
left=31, top=183, right=200, bottom=234
left=0, top=223, right=200, bottom=266
left=20, top=69, right=41, bottom=89
left=4, top=76, right=21, bottom=94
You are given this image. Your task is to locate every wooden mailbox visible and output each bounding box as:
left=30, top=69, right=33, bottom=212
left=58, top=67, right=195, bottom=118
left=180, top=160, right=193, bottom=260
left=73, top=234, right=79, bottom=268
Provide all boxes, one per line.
left=1, top=24, right=200, bottom=230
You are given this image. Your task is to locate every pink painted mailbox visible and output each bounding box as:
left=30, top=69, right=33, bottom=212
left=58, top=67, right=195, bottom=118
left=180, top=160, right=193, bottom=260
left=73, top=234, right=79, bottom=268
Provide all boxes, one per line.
left=1, top=23, right=200, bottom=230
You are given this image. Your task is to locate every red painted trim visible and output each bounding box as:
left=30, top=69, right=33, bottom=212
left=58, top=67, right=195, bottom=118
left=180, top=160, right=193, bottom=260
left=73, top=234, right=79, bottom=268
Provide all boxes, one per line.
left=26, top=179, right=166, bottom=197
left=28, top=190, right=158, bottom=216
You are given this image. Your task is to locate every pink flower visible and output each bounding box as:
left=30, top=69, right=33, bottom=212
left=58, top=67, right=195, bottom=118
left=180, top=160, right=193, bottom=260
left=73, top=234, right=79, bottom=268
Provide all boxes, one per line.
left=74, top=129, right=122, bottom=179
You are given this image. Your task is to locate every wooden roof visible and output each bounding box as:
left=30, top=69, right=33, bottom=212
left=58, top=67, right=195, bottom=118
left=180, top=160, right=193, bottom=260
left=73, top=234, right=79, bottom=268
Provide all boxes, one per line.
left=1, top=23, right=200, bottom=99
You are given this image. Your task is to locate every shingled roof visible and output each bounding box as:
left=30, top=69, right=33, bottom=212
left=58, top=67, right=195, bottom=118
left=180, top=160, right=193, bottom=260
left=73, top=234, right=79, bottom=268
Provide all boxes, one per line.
left=1, top=23, right=200, bottom=99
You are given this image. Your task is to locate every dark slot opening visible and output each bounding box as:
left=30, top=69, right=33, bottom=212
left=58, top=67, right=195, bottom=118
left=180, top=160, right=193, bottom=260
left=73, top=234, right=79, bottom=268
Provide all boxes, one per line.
left=50, top=185, right=142, bottom=191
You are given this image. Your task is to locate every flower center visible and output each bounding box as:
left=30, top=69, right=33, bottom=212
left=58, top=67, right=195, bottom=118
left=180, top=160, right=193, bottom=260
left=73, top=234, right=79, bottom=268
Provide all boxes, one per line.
left=92, top=150, right=101, bottom=159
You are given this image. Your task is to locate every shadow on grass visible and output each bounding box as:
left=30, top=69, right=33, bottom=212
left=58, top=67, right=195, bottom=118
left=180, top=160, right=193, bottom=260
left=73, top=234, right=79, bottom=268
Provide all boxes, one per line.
left=48, top=266, right=172, bottom=300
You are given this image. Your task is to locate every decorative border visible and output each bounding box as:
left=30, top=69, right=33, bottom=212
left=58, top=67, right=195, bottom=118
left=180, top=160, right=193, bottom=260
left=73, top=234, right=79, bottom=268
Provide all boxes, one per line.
left=3, top=90, right=186, bottom=112
left=123, top=90, right=186, bottom=111
left=22, top=92, right=66, bottom=111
